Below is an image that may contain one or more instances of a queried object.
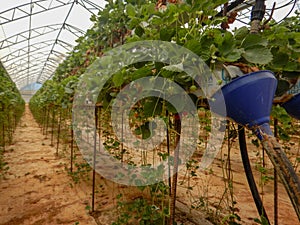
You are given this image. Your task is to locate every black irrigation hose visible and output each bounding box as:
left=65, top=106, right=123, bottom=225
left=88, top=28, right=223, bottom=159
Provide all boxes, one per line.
left=216, top=0, right=246, bottom=17
left=274, top=0, right=297, bottom=24
left=238, top=125, right=270, bottom=224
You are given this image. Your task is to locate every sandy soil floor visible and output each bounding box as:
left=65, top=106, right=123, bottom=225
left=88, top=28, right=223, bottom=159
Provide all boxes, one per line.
left=0, top=106, right=212, bottom=225
left=0, top=105, right=299, bottom=225
left=0, top=106, right=97, bottom=225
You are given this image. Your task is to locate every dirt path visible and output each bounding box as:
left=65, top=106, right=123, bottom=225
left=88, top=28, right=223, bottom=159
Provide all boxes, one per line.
left=0, top=106, right=97, bottom=225
left=0, top=105, right=299, bottom=225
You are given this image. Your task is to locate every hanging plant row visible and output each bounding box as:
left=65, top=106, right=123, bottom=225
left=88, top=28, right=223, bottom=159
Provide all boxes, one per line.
left=0, top=61, right=25, bottom=176
left=31, top=0, right=300, bottom=110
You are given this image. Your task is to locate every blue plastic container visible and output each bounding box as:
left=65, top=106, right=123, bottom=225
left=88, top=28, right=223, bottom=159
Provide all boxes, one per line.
left=211, top=70, right=277, bottom=128
left=282, top=93, right=300, bottom=120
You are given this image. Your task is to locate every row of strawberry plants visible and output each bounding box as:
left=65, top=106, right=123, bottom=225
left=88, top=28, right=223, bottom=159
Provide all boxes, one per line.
left=0, top=61, right=25, bottom=177
left=30, top=0, right=300, bottom=141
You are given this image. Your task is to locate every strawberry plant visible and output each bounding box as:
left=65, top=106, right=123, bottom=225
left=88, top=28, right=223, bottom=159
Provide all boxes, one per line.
left=0, top=61, right=24, bottom=177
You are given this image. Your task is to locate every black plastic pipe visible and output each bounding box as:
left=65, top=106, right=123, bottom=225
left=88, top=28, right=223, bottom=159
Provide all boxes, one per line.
left=238, top=124, right=270, bottom=223
left=251, top=0, right=266, bottom=21
left=215, top=0, right=246, bottom=17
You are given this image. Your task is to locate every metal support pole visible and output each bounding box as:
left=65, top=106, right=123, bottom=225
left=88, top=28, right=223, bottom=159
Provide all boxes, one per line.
left=45, top=107, right=49, bottom=137
left=70, top=127, right=74, bottom=173
left=92, top=107, right=98, bottom=212
left=51, top=107, right=55, bottom=147
left=1, top=104, right=4, bottom=149
left=166, top=110, right=172, bottom=195
left=169, top=113, right=181, bottom=225
left=273, top=118, right=279, bottom=225
left=56, top=109, right=62, bottom=155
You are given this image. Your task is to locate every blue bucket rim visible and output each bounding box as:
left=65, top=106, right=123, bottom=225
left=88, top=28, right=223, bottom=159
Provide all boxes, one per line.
left=211, top=70, right=277, bottom=127
left=220, top=70, right=275, bottom=91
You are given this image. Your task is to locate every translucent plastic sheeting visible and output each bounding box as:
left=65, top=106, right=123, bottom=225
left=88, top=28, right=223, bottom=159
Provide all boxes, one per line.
left=0, top=0, right=105, bottom=90
left=0, top=0, right=298, bottom=90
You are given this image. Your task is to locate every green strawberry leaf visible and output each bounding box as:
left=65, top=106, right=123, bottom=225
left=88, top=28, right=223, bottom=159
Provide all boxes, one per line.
left=241, top=34, right=268, bottom=49
left=242, top=46, right=273, bottom=64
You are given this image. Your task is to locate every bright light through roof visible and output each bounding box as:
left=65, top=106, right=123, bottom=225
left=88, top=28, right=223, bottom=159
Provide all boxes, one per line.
left=0, top=0, right=298, bottom=90
left=229, top=0, right=298, bottom=29
left=0, top=0, right=106, bottom=89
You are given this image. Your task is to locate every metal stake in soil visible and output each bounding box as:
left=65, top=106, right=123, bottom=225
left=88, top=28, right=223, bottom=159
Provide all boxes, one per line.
left=169, top=114, right=181, bottom=225
left=166, top=110, right=171, bottom=195
left=92, top=107, right=98, bottom=212
left=51, top=108, right=55, bottom=147
left=56, top=109, right=62, bottom=156
left=45, top=107, right=50, bottom=138
left=273, top=118, right=279, bottom=225
left=70, top=127, right=74, bottom=173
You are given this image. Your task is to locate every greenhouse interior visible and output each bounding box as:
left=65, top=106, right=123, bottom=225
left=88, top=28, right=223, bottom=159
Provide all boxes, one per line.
left=0, top=0, right=300, bottom=224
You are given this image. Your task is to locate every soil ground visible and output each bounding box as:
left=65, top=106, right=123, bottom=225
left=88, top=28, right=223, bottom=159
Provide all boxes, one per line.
left=0, top=105, right=299, bottom=225
left=0, top=106, right=97, bottom=225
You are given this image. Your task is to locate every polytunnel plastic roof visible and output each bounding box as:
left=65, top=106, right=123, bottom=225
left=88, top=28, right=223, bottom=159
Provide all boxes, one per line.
left=0, top=0, right=299, bottom=90
left=0, top=0, right=106, bottom=90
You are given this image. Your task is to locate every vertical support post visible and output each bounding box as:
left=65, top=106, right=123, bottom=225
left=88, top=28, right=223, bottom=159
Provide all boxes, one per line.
left=274, top=118, right=278, bottom=225
left=70, top=126, right=74, bottom=173
left=7, top=109, right=12, bottom=144
left=41, top=108, right=46, bottom=132
left=14, top=112, right=17, bottom=131
left=121, top=110, right=124, bottom=163
left=1, top=104, right=6, bottom=150
left=169, top=113, right=181, bottom=225
left=1, top=105, right=4, bottom=150
left=98, top=106, right=101, bottom=159
left=45, top=107, right=50, bottom=138
left=56, top=109, right=62, bottom=155
left=226, top=121, right=235, bottom=209
left=51, top=107, right=55, bottom=147
left=166, top=110, right=171, bottom=195
left=92, top=106, right=98, bottom=212
left=227, top=121, right=232, bottom=182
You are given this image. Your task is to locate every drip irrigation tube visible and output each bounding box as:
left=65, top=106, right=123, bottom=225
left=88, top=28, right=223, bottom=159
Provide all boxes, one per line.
left=238, top=125, right=270, bottom=223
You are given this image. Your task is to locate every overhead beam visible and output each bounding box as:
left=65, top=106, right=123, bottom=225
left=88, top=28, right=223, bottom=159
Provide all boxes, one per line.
left=5, top=53, right=54, bottom=70
left=1, top=42, right=66, bottom=64
left=0, top=0, right=104, bottom=26
left=14, top=68, right=54, bottom=84
left=5, top=51, right=59, bottom=69
left=13, top=59, right=60, bottom=75
left=0, top=40, right=54, bottom=62
left=9, top=59, right=52, bottom=76
left=6, top=54, right=61, bottom=78
left=77, top=0, right=104, bottom=15
left=2, top=38, right=70, bottom=82
left=36, top=1, right=77, bottom=83
left=0, top=0, right=72, bottom=26
left=1, top=0, right=104, bottom=86
left=0, top=23, right=84, bottom=50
